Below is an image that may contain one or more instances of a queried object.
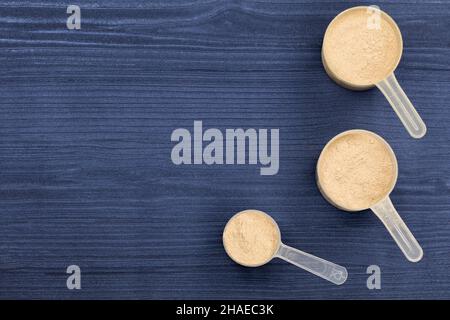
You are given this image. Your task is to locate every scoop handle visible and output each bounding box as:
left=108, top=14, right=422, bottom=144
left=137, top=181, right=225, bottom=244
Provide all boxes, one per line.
left=371, top=196, right=423, bottom=262
left=376, top=73, right=427, bottom=139
left=275, top=243, right=348, bottom=285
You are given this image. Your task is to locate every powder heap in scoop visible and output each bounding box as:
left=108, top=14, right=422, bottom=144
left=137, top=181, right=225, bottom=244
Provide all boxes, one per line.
left=317, top=131, right=396, bottom=210
left=323, top=8, right=402, bottom=86
left=223, top=210, right=280, bottom=266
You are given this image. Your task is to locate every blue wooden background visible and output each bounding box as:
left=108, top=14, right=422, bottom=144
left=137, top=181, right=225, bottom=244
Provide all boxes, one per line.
left=0, top=0, right=449, bottom=299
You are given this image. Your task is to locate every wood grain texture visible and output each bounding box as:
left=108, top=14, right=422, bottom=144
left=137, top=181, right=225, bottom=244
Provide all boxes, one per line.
left=0, top=0, right=449, bottom=299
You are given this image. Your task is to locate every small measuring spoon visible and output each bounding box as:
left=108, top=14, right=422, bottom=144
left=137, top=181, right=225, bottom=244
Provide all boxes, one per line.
left=322, top=6, right=426, bottom=139
left=316, top=130, right=423, bottom=262
left=223, top=209, right=348, bottom=285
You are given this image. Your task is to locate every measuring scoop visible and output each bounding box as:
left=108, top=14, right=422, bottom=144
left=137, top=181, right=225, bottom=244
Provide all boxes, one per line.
left=316, top=130, right=423, bottom=262
left=322, top=6, right=427, bottom=138
left=223, top=209, right=348, bottom=285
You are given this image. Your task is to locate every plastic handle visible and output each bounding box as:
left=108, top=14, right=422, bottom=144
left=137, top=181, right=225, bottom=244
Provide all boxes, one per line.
left=275, top=243, right=348, bottom=285
left=376, top=73, right=427, bottom=139
left=371, top=196, right=423, bottom=262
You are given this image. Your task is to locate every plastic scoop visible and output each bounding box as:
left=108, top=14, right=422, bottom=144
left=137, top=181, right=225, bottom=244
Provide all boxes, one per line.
left=223, top=209, right=348, bottom=285
left=322, top=6, right=426, bottom=139
left=316, top=130, right=423, bottom=262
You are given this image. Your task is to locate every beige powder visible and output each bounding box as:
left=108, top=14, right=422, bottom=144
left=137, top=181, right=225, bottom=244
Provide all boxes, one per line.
left=323, top=7, right=402, bottom=86
left=223, top=210, right=280, bottom=266
left=317, top=131, right=396, bottom=211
